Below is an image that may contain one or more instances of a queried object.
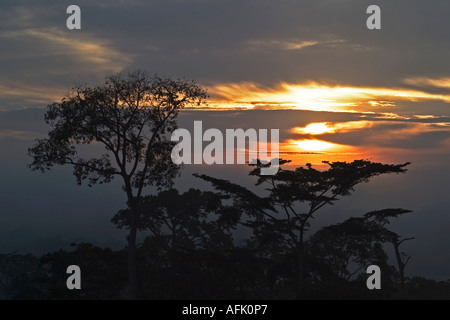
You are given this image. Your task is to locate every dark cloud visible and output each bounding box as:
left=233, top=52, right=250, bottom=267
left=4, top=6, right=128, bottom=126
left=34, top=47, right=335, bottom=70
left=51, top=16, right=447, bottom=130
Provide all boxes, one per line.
left=0, top=0, right=449, bottom=110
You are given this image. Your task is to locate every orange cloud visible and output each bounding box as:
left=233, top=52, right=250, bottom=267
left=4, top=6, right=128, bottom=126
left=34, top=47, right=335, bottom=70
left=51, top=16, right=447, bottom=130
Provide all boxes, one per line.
left=404, top=77, right=450, bottom=89
left=292, top=121, right=373, bottom=135
left=206, top=82, right=450, bottom=112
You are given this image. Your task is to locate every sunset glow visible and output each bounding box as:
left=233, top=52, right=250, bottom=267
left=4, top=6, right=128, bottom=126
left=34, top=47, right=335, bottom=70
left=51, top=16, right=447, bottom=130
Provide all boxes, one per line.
left=296, top=123, right=331, bottom=135
left=292, top=139, right=341, bottom=152
left=293, top=121, right=373, bottom=135
left=207, top=82, right=450, bottom=112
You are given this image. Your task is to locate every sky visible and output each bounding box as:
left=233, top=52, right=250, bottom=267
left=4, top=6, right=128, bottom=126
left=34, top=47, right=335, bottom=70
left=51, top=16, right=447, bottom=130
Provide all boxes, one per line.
left=0, top=0, right=449, bottom=113
left=0, top=0, right=449, bottom=280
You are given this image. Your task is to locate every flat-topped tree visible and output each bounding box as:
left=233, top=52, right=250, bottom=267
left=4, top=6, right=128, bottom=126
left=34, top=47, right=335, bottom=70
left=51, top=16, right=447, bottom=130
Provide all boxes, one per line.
left=196, top=159, right=410, bottom=296
left=28, top=70, right=207, bottom=299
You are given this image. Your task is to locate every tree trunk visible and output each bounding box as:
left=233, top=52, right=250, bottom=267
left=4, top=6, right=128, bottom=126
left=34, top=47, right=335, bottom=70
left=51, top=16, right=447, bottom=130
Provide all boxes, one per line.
left=298, top=229, right=305, bottom=298
left=393, top=241, right=405, bottom=293
left=128, top=209, right=139, bottom=300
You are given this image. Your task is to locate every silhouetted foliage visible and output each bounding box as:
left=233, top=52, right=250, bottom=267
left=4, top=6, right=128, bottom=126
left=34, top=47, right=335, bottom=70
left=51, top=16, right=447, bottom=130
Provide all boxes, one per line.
left=40, top=243, right=127, bottom=300
left=24, top=98, right=436, bottom=300
left=402, top=277, right=450, bottom=300
left=307, top=209, right=414, bottom=298
left=0, top=253, right=41, bottom=300
left=196, top=159, right=410, bottom=296
left=112, top=188, right=240, bottom=251
left=363, top=208, right=414, bottom=292
left=1, top=241, right=448, bottom=300
left=28, top=71, right=207, bottom=299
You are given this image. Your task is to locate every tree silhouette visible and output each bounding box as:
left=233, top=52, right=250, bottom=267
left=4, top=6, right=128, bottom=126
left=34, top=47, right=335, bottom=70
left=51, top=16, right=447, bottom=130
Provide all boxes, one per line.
left=40, top=243, right=127, bottom=299
left=112, top=188, right=240, bottom=251
left=28, top=71, right=207, bottom=299
left=113, top=188, right=245, bottom=298
left=195, top=159, right=410, bottom=296
left=308, top=217, right=383, bottom=282
left=364, top=208, right=414, bottom=292
left=0, top=253, right=40, bottom=299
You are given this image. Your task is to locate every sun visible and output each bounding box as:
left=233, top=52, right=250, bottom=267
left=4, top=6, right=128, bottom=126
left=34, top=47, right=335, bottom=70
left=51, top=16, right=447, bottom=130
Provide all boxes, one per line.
left=293, top=121, right=373, bottom=136
left=294, top=139, right=337, bottom=152
left=296, top=123, right=334, bottom=135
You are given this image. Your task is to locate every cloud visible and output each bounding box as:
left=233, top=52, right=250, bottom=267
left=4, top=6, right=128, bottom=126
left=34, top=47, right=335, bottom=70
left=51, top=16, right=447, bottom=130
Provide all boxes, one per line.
left=206, top=82, right=450, bottom=113
left=291, top=121, right=373, bottom=135
left=247, top=39, right=320, bottom=51
left=0, top=25, right=135, bottom=109
left=303, top=120, right=450, bottom=152
left=404, top=77, right=450, bottom=89
left=369, top=122, right=450, bottom=143
left=0, top=129, right=38, bottom=141
left=0, top=81, right=64, bottom=105
left=246, top=35, right=348, bottom=51
left=0, top=28, right=134, bottom=74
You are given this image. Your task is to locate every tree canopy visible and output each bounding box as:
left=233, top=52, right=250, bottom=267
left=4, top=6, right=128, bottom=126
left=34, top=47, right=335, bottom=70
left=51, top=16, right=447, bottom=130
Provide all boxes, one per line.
left=28, top=70, right=207, bottom=299
left=196, top=159, right=410, bottom=295
left=29, top=71, right=207, bottom=192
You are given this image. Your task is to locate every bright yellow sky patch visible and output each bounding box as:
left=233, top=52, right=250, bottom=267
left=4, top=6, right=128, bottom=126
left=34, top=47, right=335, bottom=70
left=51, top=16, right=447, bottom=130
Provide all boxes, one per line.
left=285, top=139, right=352, bottom=153
left=297, top=123, right=332, bottom=135
left=292, top=121, right=373, bottom=135
left=207, top=82, right=450, bottom=112
left=294, top=139, right=336, bottom=151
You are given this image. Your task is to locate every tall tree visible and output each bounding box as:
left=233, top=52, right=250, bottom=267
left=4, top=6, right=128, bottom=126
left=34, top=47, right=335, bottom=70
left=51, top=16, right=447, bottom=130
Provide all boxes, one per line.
left=28, top=71, right=207, bottom=299
left=364, top=208, right=414, bottom=292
